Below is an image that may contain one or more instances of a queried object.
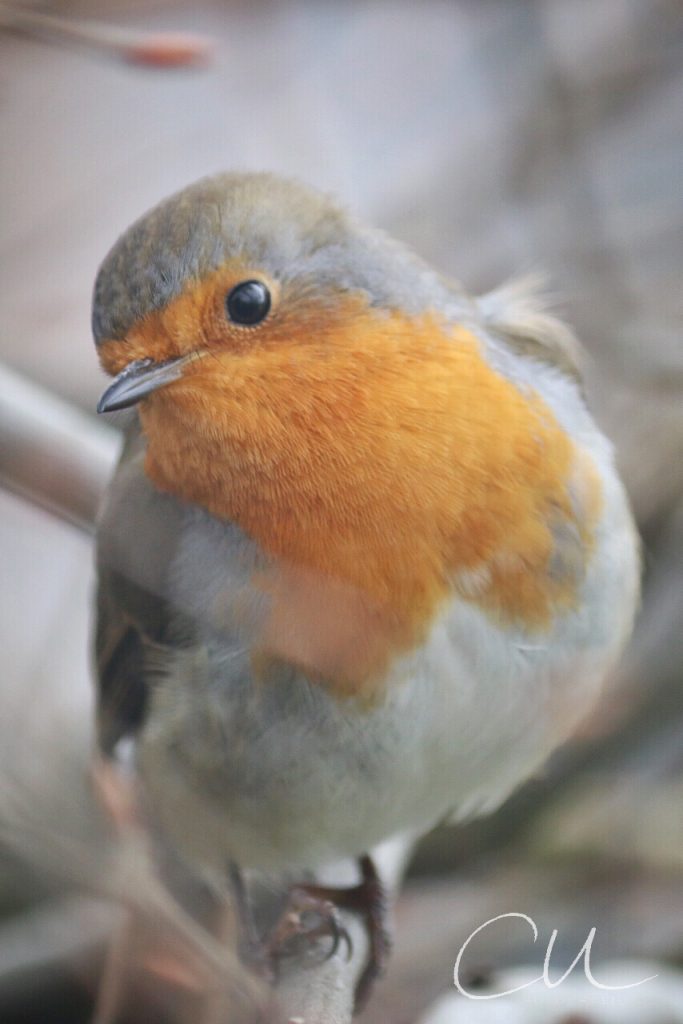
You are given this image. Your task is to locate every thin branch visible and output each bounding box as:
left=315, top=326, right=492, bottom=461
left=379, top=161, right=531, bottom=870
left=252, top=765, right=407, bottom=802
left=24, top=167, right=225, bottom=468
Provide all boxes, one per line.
left=0, top=362, right=120, bottom=532
left=0, top=3, right=213, bottom=67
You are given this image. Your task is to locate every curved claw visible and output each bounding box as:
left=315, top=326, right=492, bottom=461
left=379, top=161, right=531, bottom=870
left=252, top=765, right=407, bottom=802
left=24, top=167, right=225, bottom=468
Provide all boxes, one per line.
left=234, top=858, right=390, bottom=1012
left=323, top=910, right=353, bottom=962
left=267, top=889, right=353, bottom=966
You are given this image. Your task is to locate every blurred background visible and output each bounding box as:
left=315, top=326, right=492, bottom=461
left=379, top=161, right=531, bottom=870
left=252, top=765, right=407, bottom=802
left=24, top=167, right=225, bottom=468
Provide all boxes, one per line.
left=1, top=1, right=682, bottom=1022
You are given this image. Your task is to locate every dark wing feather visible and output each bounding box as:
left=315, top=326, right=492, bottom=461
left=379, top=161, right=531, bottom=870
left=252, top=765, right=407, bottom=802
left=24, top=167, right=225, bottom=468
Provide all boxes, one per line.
left=94, top=418, right=187, bottom=755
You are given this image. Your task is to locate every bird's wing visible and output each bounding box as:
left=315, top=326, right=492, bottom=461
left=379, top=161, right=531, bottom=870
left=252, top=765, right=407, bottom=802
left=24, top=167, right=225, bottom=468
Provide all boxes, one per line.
left=94, top=418, right=188, bottom=755
left=476, top=274, right=583, bottom=380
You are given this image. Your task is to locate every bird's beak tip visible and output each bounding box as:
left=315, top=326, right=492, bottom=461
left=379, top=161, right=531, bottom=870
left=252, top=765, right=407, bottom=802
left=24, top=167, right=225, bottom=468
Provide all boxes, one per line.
left=97, top=356, right=188, bottom=414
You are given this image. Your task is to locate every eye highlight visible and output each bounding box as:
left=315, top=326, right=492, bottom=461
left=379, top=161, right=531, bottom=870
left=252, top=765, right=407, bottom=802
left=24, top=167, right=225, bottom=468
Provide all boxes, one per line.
left=225, top=280, right=271, bottom=326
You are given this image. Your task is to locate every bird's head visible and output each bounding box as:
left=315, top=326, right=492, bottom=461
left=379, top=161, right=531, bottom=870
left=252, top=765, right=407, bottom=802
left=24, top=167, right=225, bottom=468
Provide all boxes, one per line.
left=93, top=172, right=460, bottom=405
left=92, top=172, right=479, bottom=573
left=93, top=173, right=595, bottom=693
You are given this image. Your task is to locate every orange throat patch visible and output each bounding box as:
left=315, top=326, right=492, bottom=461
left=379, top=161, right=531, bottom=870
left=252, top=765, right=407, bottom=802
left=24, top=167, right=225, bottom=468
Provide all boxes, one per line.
left=110, top=302, right=598, bottom=696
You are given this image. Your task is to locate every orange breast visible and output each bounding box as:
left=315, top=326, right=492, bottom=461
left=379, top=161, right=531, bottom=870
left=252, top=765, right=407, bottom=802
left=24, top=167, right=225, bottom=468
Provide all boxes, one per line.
left=119, top=294, right=601, bottom=696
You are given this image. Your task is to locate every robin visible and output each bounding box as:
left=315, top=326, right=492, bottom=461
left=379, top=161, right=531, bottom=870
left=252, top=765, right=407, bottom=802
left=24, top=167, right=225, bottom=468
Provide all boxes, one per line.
left=93, top=172, right=639, bottom=1014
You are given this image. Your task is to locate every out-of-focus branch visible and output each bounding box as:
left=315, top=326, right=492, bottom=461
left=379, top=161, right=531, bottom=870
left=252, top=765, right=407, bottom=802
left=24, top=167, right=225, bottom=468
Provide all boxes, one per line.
left=0, top=363, right=120, bottom=532
left=0, top=3, right=213, bottom=67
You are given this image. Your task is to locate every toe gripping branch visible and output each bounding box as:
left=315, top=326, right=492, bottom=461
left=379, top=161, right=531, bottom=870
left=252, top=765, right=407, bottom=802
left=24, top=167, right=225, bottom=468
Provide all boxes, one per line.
left=234, top=855, right=392, bottom=1015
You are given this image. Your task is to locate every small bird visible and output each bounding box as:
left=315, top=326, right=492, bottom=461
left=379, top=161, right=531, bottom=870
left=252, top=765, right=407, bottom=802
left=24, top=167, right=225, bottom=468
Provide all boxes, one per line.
left=93, top=172, right=639, bottom=1013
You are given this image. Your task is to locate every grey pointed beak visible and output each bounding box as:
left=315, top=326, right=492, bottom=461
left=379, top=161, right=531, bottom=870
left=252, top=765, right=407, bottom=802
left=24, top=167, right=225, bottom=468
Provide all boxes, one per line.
left=97, top=355, right=190, bottom=413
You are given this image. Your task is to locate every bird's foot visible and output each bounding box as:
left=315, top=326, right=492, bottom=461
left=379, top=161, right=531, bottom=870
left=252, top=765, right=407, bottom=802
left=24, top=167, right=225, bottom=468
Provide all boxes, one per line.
left=336, top=855, right=392, bottom=1012
left=267, top=855, right=391, bottom=1013
left=267, top=887, right=353, bottom=965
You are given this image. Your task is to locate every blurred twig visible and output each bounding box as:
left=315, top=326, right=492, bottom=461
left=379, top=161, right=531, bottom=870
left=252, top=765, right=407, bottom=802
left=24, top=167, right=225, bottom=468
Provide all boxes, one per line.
left=0, top=362, right=120, bottom=532
left=0, top=3, right=213, bottom=67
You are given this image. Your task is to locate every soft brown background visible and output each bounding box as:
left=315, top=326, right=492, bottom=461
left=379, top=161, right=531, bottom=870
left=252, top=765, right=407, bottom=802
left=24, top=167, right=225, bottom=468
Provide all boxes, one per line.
left=1, top=2, right=682, bottom=1022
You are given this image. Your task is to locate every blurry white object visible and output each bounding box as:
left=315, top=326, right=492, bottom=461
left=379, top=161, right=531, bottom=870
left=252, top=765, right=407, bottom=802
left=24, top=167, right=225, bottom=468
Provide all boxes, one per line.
left=420, top=961, right=683, bottom=1024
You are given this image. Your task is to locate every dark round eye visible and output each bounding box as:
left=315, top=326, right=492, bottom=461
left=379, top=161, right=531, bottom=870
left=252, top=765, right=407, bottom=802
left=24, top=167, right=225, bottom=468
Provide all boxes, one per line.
left=225, top=280, right=271, bottom=326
